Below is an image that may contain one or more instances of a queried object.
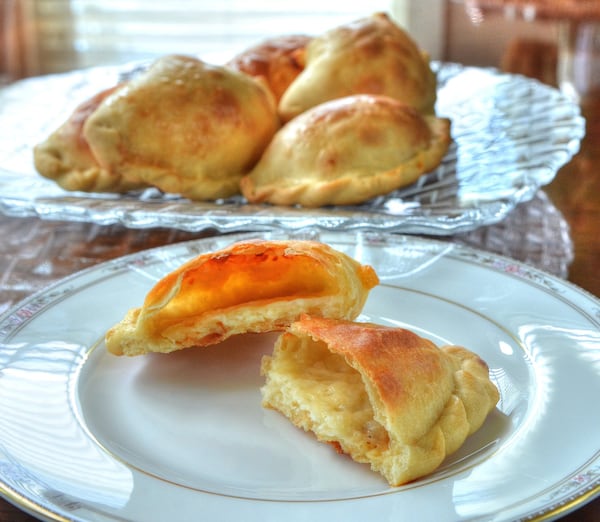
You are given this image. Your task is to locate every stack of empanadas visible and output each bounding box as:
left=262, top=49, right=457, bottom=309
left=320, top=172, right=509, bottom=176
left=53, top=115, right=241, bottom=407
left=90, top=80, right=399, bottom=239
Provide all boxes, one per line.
left=34, top=12, right=451, bottom=207
left=105, top=238, right=499, bottom=486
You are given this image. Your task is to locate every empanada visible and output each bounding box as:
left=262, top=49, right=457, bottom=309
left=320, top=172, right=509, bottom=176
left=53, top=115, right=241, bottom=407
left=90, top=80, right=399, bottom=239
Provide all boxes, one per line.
left=261, top=316, right=499, bottom=486
left=226, top=35, right=311, bottom=102
left=83, top=54, right=280, bottom=200
left=33, top=85, right=148, bottom=193
left=278, top=12, right=437, bottom=122
left=240, top=94, right=451, bottom=207
left=105, top=240, right=379, bottom=356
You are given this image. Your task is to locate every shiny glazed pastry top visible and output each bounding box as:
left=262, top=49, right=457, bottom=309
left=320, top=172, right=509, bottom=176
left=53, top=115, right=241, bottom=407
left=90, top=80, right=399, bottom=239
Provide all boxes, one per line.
left=105, top=239, right=379, bottom=356
left=261, top=316, right=500, bottom=486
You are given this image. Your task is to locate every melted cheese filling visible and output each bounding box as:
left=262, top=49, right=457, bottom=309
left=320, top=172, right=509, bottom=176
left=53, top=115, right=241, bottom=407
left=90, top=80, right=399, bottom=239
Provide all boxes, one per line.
left=147, top=253, right=338, bottom=332
left=263, top=334, right=389, bottom=460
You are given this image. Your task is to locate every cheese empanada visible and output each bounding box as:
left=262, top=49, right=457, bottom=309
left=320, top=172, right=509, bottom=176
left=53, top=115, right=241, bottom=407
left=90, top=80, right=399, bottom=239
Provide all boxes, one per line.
left=278, top=12, right=437, bottom=122
left=226, top=35, right=311, bottom=103
left=83, top=54, right=279, bottom=200
left=261, top=316, right=499, bottom=486
left=240, top=94, right=451, bottom=207
left=33, top=85, right=148, bottom=193
left=105, top=240, right=379, bottom=356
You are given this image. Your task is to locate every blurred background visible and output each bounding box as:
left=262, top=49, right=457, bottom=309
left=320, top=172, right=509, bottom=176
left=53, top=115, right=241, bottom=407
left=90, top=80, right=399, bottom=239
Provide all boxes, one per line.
left=0, top=0, right=561, bottom=85
left=1, top=0, right=598, bottom=299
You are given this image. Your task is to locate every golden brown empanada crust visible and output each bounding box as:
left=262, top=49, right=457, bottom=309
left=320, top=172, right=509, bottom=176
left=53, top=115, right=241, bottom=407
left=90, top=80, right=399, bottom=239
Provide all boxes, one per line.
left=83, top=54, right=280, bottom=201
left=226, top=34, right=311, bottom=102
left=261, top=316, right=499, bottom=486
left=105, top=240, right=379, bottom=356
left=33, top=85, right=148, bottom=193
left=278, top=12, right=437, bottom=122
left=241, top=94, right=451, bottom=207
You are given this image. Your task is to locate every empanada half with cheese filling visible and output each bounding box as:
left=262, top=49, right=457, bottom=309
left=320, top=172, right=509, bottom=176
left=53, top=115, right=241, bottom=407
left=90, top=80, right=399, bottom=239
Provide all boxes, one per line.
left=33, top=85, right=148, bottom=193
left=83, top=54, right=280, bottom=201
left=240, top=94, right=451, bottom=207
left=278, top=12, right=437, bottom=122
left=105, top=240, right=379, bottom=356
left=261, top=316, right=500, bottom=486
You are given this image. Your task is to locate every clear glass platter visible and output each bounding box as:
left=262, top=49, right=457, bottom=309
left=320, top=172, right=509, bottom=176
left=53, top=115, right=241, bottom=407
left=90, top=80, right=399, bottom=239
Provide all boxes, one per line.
left=0, top=62, right=585, bottom=235
left=0, top=231, right=599, bottom=522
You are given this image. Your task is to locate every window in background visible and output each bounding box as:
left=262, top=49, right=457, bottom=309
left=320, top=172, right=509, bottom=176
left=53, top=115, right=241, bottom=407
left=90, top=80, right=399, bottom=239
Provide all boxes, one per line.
left=5, top=0, right=429, bottom=80
left=68, top=0, right=396, bottom=66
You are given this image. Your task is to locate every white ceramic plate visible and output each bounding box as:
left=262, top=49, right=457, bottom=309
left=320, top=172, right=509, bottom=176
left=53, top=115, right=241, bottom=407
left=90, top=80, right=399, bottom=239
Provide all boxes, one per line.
left=0, top=231, right=598, bottom=522
left=0, top=63, right=585, bottom=235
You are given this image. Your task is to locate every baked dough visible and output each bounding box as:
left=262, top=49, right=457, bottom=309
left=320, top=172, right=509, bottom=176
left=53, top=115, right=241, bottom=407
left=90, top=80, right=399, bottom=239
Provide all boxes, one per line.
left=261, top=316, right=499, bottom=486
left=240, top=94, right=451, bottom=207
left=33, top=85, right=148, bottom=193
left=278, top=12, right=437, bottom=122
left=105, top=240, right=379, bottom=356
left=83, top=54, right=279, bottom=200
left=226, top=35, right=311, bottom=102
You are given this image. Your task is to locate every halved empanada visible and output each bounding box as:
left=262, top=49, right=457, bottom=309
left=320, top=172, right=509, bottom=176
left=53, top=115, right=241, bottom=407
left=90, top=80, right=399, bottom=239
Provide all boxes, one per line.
left=261, top=316, right=499, bottom=486
left=226, top=34, right=311, bottom=103
left=278, top=12, right=437, bottom=122
left=240, top=94, right=451, bottom=207
left=83, top=54, right=279, bottom=200
left=105, top=240, right=379, bottom=356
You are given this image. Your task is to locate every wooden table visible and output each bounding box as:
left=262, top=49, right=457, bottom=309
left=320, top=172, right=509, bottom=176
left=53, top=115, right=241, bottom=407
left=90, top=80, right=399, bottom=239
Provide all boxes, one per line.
left=537, top=94, right=600, bottom=522
left=544, top=95, right=600, bottom=299
left=0, top=89, right=599, bottom=522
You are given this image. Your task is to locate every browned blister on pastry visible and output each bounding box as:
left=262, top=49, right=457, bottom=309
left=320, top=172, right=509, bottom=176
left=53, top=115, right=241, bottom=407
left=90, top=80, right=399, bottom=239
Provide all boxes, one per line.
left=105, top=240, right=379, bottom=356
left=241, top=94, right=450, bottom=207
left=226, top=35, right=311, bottom=102
left=83, top=54, right=280, bottom=200
left=278, top=12, right=437, bottom=122
left=33, top=85, right=148, bottom=193
left=261, top=316, right=500, bottom=486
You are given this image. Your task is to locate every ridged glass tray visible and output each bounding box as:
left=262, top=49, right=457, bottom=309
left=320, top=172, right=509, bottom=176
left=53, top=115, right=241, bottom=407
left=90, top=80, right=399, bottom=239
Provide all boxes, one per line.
left=0, top=62, right=585, bottom=235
